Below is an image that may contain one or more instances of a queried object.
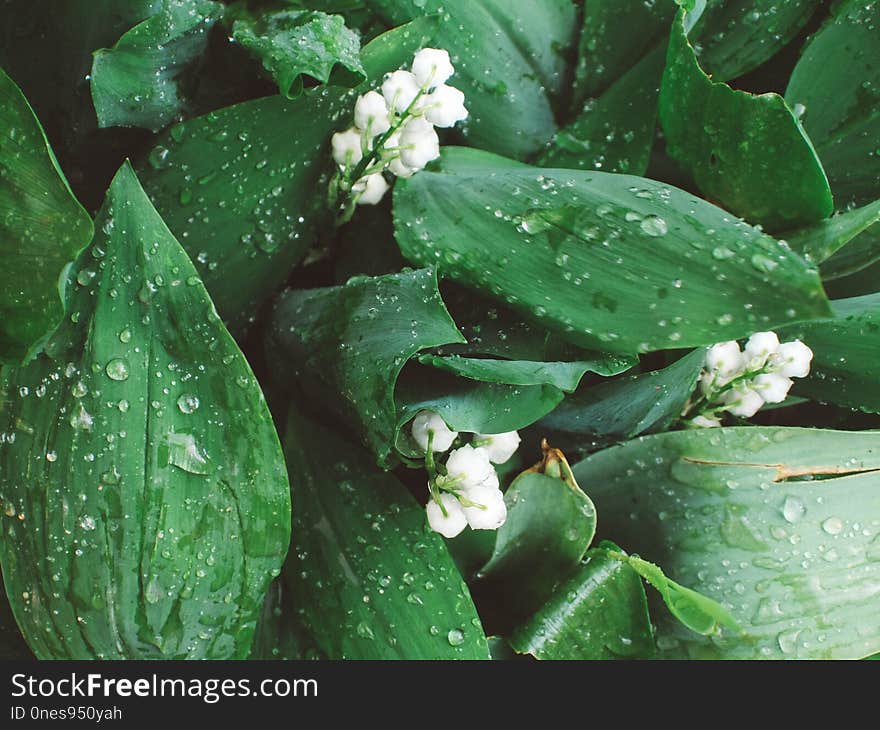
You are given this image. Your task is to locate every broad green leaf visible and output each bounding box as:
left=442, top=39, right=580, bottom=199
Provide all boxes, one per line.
left=692, top=0, right=821, bottom=82
left=91, top=0, right=224, bottom=131
left=787, top=199, right=880, bottom=267
left=394, top=365, right=563, bottom=459
left=538, top=45, right=666, bottom=176
left=475, top=471, right=596, bottom=629
left=366, top=0, right=576, bottom=160
left=268, top=268, right=464, bottom=467
left=508, top=542, right=654, bottom=660
left=539, top=348, right=706, bottom=441
left=138, top=18, right=436, bottom=331
left=786, top=0, right=880, bottom=208
left=232, top=9, right=365, bottom=99
left=0, top=67, right=93, bottom=362
left=0, top=163, right=290, bottom=659
left=780, top=294, right=880, bottom=414
left=417, top=352, right=634, bottom=393
left=393, top=147, right=832, bottom=354
left=659, top=5, right=833, bottom=231
left=820, top=226, right=880, bottom=283
left=572, top=0, right=676, bottom=105
left=281, top=408, right=491, bottom=659
left=573, top=427, right=880, bottom=658
left=609, top=551, right=741, bottom=635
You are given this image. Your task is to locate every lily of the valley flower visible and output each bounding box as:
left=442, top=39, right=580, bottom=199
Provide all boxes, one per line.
left=411, top=409, right=458, bottom=452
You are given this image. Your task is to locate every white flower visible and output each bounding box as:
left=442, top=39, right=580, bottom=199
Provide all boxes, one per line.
left=388, top=156, right=416, bottom=178
left=461, top=485, right=507, bottom=530
left=412, top=48, right=455, bottom=89
left=705, top=340, right=745, bottom=380
left=331, top=127, right=363, bottom=167
left=426, top=492, right=467, bottom=538
left=445, top=444, right=495, bottom=490
left=770, top=340, right=813, bottom=378
left=422, top=84, right=468, bottom=128
left=744, top=331, right=780, bottom=368
left=411, top=410, right=458, bottom=452
left=752, top=372, right=793, bottom=404
left=399, top=117, right=440, bottom=170
left=721, top=386, right=764, bottom=418
left=475, top=431, right=520, bottom=464
left=382, top=70, right=421, bottom=113
left=689, top=414, right=722, bottom=429
left=354, top=91, right=391, bottom=136
left=353, top=173, right=390, bottom=206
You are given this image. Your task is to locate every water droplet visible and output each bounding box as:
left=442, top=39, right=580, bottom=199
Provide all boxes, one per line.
left=782, top=496, right=805, bottom=523
left=176, top=394, right=200, bottom=414
left=447, top=628, right=465, bottom=646
left=105, top=358, right=130, bottom=381
left=640, top=215, right=668, bottom=237
left=821, top=517, right=843, bottom=535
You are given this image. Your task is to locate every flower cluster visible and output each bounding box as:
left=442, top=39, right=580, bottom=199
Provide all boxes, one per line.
left=410, top=410, right=520, bottom=539
left=330, top=48, right=468, bottom=214
left=686, top=331, right=813, bottom=427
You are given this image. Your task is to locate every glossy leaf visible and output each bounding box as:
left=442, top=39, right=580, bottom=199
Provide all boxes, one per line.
left=232, top=9, right=365, bottom=99
left=781, top=294, right=880, bottom=414
left=508, top=543, right=654, bottom=660
left=787, top=199, right=880, bottom=268
left=268, top=268, right=464, bottom=467
left=659, top=4, right=833, bottom=230
left=0, top=163, right=290, bottom=659
left=573, top=427, right=880, bottom=658
left=91, top=0, right=223, bottom=131
left=366, top=0, right=576, bottom=160
left=539, top=348, right=706, bottom=441
left=138, top=18, right=436, bottom=331
left=418, top=352, right=634, bottom=393
left=786, top=0, right=880, bottom=208
left=0, top=67, right=93, bottom=362
left=475, top=471, right=596, bottom=627
left=393, top=147, right=831, bottom=354
left=281, top=408, right=491, bottom=659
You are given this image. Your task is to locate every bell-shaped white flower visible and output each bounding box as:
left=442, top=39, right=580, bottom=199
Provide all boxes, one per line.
left=382, top=70, right=421, bottom=114
left=752, top=372, right=793, bottom=404
left=475, top=431, right=520, bottom=464
left=426, top=492, right=467, bottom=538
left=770, top=340, right=813, bottom=378
left=331, top=127, right=363, bottom=167
left=388, top=156, right=416, bottom=178
left=744, top=331, right=780, bottom=369
left=399, top=117, right=440, bottom=170
left=354, top=173, right=390, bottom=206
left=461, top=485, right=507, bottom=530
left=445, top=444, right=495, bottom=490
left=721, top=386, right=764, bottom=418
left=354, top=90, right=391, bottom=136
left=412, top=48, right=455, bottom=89
left=422, top=84, right=468, bottom=128
left=689, top=414, right=722, bottom=429
left=705, top=340, right=745, bottom=380
left=411, top=410, right=458, bottom=452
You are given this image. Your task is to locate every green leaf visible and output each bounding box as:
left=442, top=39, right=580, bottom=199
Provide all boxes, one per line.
left=394, top=365, right=563, bottom=459
left=393, top=146, right=832, bottom=354
left=138, top=18, right=436, bottom=331
left=539, top=348, right=706, bottom=441
left=0, top=163, right=290, bottom=659
left=780, top=294, right=880, bottom=414
left=691, top=0, right=821, bottom=82
left=0, top=67, right=93, bottom=362
left=538, top=44, right=666, bottom=176
left=786, top=0, right=880, bottom=208
left=268, top=268, right=464, bottom=467
left=659, top=5, right=833, bottom=230
left=508, top=542, right=654, bottom=660
left=281, top=407, right=491, bottom=659
left=366, top=0, right=576, bottom=160
left=475, top=471, right=596, bottom=628
left=787, top=199, right=880, bottom=267
left=573, top=427, right=880, bottom=658
left=417, top=352, right=634, bottom=393
left=91, top=0, right=224, bottom=131
left=233, top=9, right=365, bottom=99
left=611, top=551, right=741, bottom=636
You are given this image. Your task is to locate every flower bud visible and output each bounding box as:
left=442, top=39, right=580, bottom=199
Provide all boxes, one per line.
left=426, top=492, right=467, bottom=538
left=752, top=372, right=793, bottom=404
left=354, top=91, right=391, bottom=136
left=381, top=70, right=421, bottom=113
left=331, top=127, right=363, bottom=167
left=423, top=85, right=468, bottom=128
left=411, top=410, right=458, bottom=452
left=461, top=486, right=507, bottom=530
left=412, top=48, right=455, bottom=89
left=475, top=431, right=520, bottom=464
left=353, top=173, right=390, bottom=206
left=399, top=117, right=440, bottom=170
left=771, top=340, right=813, bottom=378
left=445, top=444, right=495, bottom=490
